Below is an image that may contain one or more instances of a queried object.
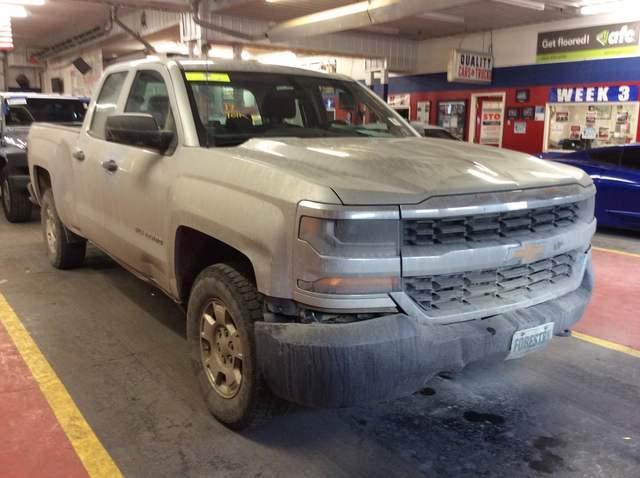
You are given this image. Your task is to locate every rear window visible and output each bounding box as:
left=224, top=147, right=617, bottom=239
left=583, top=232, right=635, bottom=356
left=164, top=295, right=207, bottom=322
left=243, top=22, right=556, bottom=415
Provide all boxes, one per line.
left=4, top=97, right=88, bottom=126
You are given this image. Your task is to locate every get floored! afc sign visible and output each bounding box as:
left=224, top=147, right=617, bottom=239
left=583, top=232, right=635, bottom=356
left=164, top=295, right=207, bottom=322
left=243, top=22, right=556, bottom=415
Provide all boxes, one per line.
left=537, top=22, right=640, bottom=62
left=447, top=49, right=493, bottom=84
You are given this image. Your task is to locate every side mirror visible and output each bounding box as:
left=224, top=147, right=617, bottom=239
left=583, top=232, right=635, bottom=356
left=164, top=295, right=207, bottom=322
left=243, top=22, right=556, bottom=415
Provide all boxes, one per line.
left=105, top=113, right=174, bottom=153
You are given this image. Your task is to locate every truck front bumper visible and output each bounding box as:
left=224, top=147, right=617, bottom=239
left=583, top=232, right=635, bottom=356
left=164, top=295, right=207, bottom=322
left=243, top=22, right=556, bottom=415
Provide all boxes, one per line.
left=255, top=257, right=593, bottom=408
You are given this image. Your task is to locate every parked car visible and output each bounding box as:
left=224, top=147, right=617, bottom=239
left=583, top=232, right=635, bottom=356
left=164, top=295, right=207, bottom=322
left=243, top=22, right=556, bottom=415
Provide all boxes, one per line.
left=410, top=122, right=460, bottom=140
left=540, top=144, right=640, bottom=231
left=0, top=92, right=88, bottom=222
left=28, top=58, right=595, bottom=429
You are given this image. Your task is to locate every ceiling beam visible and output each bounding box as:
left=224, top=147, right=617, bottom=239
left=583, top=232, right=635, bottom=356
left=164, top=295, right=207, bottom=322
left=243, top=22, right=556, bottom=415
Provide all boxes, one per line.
left=267, top=0, right=476, bottom=41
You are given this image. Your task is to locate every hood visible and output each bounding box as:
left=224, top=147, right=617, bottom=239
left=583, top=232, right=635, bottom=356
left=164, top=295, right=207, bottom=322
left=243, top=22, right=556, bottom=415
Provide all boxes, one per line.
left=235, top=137, right=590, bottom=205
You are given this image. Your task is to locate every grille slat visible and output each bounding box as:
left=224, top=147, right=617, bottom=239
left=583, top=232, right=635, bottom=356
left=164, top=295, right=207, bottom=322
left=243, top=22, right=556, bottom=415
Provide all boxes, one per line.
left=404, top=251, right=579, bottom=316
left=403, top=202, right=581, bottom=247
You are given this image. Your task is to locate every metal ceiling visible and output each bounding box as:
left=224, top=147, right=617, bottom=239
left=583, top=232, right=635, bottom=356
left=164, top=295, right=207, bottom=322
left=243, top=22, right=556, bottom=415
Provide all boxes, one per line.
left=5, top=0, right=612, bottom=51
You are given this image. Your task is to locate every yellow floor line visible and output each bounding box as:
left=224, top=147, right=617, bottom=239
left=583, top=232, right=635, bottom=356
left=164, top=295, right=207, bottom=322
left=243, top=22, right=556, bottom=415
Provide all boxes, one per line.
left=593, top=246, right=640, bottom=259
left=573, top=331, right=640, bottom=359
left=0, top=294, right=123, bottom=478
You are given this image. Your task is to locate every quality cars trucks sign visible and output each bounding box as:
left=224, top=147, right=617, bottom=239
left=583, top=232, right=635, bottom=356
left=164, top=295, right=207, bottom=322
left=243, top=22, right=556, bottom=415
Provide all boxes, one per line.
left=537, top=22, right=640, bottom=62
left=447, top=49, right=493, bottom=84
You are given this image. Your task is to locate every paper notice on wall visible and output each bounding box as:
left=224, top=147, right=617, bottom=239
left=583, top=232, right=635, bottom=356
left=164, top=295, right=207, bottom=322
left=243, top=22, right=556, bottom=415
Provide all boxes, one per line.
left=480, top=102, right=503, bottom=145
left=417, top=101, right=430, bottom=123
left=535, top=106, right=545, bottom=121
left=514, top=121, right=527, bottom=134
left=570, top=125, right=581, bottom=139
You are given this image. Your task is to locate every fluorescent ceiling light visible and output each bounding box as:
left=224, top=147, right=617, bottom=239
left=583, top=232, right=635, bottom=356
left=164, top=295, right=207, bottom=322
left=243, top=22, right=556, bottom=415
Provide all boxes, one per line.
left=208, top=45, right=234, bottom=59
left=419, top=12, right=465, bottom=24
left=1, top=0, right=43, bottom=4
left=287, top=1, right=369, bottom=25
left=580, top=1, right=639, bottom=15
left=491, top=0, right=545, bottom=10
left=0, top=4, right=28, bottom=17
left=256, top=50, right=297, bottom=66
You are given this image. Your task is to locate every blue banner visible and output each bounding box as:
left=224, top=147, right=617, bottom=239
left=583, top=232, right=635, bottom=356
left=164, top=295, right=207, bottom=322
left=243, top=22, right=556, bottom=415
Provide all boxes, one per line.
left=549, top=85, right=638, bottom=103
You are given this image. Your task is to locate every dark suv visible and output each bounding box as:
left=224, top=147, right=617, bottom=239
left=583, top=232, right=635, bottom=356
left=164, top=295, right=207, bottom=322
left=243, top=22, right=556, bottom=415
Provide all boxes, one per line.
left=1, top=93, right=88, bottom=222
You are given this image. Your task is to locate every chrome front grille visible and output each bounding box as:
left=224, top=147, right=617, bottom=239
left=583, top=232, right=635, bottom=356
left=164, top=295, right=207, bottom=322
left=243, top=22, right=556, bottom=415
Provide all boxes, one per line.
left=403, top=251, right=578, bottom=316
left=403, top=202, right=580, bottom=246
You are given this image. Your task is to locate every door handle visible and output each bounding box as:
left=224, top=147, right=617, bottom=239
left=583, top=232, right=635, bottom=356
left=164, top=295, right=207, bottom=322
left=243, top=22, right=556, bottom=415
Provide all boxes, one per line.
left=72, top=148, right=85, bottom=161
left=101, top=159, right=118, bottom=172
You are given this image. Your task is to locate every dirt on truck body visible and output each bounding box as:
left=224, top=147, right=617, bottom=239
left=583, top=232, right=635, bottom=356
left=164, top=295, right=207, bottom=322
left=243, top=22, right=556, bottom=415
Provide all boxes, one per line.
left=27, top=58, right=595, bottom=429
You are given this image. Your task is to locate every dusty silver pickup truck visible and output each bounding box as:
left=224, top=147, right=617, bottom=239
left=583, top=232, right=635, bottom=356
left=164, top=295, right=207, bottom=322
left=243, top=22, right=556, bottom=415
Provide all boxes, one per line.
left=28, top=58, right=596, bottom=429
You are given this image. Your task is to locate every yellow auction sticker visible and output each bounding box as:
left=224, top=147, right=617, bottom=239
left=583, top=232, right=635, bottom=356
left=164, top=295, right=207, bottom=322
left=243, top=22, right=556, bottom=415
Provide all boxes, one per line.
left=185, top=71, right=231, bottom=82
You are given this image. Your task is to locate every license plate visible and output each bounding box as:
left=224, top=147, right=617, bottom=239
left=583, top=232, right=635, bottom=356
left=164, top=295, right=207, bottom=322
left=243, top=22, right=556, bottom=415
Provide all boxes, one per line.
left=507, top=322, right=555, bottom=360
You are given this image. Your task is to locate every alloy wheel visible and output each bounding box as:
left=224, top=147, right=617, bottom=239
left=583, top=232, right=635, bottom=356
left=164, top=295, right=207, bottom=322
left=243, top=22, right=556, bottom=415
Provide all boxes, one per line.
left=200, top=299, right=244, bottom=399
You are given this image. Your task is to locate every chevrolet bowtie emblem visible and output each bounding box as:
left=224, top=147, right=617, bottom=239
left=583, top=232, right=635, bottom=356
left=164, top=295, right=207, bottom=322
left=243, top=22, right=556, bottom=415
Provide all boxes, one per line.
left=512, top=243, right=545, bottom=263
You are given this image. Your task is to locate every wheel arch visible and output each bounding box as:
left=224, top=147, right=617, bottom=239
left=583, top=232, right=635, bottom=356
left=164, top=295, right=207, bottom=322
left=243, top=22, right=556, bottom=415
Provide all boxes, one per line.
left=174, top=226, right=258, bottom=303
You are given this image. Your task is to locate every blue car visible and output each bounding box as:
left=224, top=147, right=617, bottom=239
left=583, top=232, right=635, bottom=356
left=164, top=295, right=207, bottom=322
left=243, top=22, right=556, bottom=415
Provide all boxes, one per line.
left=540, top=145, right=640, bottom=232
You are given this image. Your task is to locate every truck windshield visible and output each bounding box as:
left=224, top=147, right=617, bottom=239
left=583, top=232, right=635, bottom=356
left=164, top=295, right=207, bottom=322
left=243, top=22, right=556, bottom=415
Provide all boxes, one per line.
left=4, top=98, right=87, bottom=126
left=183, top=71, right=416, bottom=147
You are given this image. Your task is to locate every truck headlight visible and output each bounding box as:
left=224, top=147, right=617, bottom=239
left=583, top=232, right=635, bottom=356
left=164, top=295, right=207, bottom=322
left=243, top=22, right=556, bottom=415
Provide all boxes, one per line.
left=295, top=202, right=401, bottom=296
left=299, top=216, right=399, bottom=258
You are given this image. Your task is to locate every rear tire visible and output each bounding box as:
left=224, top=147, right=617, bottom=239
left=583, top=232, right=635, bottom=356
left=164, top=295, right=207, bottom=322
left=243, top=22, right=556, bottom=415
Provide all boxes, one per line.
left=187, top=263, right=279, bottom=429
left=41, top=189, right=86, bottom=269
left=1, top=173, right=32, bottom=223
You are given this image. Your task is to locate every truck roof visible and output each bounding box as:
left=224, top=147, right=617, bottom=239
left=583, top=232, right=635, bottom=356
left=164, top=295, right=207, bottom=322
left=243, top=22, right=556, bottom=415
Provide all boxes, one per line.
left=0, top=92, right=89, bottom=101
left=106, top=56, right=351, bottom=81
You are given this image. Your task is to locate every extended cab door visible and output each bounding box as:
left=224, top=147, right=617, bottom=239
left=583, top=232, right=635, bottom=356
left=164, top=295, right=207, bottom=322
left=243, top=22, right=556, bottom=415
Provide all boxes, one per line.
left=100, top=66, right=180, bottom=288
left=74, top=71, right=130, bottom=243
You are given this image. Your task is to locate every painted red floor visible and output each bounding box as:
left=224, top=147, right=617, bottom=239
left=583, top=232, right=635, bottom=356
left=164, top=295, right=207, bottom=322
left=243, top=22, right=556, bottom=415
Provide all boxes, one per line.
left=574, top=249, right=640, bottom=351
left=0, top=324, right=88, bottom=478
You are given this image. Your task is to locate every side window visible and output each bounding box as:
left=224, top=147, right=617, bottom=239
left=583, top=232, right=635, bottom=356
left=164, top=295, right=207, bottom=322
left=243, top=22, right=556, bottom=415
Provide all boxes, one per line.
left=125, top=70, right=176, bottom=133
left=588, top=147, right=621, bottom=167
left=621, top=148, right=640, bottom=171
left=89, top=72, right=127, bottom=139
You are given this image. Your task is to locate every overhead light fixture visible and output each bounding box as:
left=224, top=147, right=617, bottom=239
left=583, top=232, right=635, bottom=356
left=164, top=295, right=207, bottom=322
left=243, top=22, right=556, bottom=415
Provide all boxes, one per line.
left=0, top=16, right=13, bottom=50
left=580, top=1, right=639, bottom=15
left=256, top=50, right=297, bottom=66
left=207, top=45, right=234, bottom=59
left=491, top=0, right=546, bottom=11
left=0, top=4, right=28, bottom=17
left=1, top=0, right=44, bottom=4
left=419, top=12, right=465, bottom=24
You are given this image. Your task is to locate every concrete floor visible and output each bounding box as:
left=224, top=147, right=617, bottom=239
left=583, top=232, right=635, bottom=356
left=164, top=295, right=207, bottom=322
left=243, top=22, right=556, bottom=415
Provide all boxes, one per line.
left=1, top=214, right=639, bottom=478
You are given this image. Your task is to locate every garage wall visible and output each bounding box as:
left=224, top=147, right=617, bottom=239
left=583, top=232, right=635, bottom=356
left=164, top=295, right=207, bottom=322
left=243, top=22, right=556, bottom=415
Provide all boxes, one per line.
left=389, top=57, right=640, bottom=155
left=3, top=48, right=42, bottom=91
left=43, top=47, right=103, bottom=96
left=416, top=11, right=640, bottom=73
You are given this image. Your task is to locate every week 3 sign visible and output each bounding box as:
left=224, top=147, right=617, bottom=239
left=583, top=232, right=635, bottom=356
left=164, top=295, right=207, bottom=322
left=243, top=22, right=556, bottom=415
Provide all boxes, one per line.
left=549, top=85, right=638, bottom=103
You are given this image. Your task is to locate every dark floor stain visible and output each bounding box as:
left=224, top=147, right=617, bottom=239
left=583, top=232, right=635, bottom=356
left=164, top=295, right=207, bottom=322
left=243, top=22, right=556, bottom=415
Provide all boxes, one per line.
left=353, top=416, right=368, bottom=427
left=418, top=387, right=436, bottom=396
left=463, top=411, right=506, bottom=425
left=528, top=451, right=565, bottom=474
left=486, top=327, right=497, bottom=335
left=438, top=371, right=456, bottom=380
left=534, top=435, right=566, bottom=450
left=526, top=435, right=567, bottom=474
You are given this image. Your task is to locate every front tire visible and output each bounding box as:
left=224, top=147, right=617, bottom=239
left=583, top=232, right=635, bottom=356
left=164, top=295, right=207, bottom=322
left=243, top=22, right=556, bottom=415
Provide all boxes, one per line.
left=1, top=173, right=32, bottom=223
left=187, top=264, right=277, bottom=429
left=41, top=189, right=86, bottom=269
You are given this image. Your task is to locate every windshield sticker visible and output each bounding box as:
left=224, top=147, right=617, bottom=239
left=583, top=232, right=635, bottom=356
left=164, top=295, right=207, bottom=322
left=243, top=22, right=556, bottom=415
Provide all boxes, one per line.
left=6, top=97, right=27, bottom=105
left=185, top=72, right=231, bottom=83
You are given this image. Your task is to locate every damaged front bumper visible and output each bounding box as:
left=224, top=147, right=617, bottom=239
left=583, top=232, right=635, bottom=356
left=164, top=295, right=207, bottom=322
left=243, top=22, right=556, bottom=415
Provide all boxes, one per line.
left=255, top=256, right=594, bottom=408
